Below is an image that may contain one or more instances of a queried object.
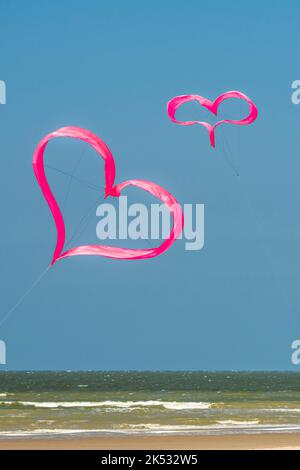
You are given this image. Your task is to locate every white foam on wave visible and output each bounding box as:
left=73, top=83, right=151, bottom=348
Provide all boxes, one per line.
left=268, top=408, right=300, bottom=413
left=2, top=423, right=300, bottom=438
left=160, top=402, right=211, bottom=410
left=124, top=423, right=300, bottom=435
left=216, top=420, right=259, bottom=425
left=0, top=400, right=212, bottom=410
left=0, top=429, right=102, bottom=437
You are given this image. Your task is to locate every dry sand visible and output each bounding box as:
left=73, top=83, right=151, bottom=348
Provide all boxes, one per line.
left=0, top=433, right=300, bottom=450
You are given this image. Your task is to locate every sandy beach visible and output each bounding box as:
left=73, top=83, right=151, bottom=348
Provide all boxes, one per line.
left=0, top=433, right=299, bottom=450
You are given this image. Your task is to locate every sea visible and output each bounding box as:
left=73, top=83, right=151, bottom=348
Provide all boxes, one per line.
left=0, top=371, right=300, bottom=439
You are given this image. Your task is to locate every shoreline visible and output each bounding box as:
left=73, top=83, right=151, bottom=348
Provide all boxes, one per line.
left=0, top=433, right=300, bottom=450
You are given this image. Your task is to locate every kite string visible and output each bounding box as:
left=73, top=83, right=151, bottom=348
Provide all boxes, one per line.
left=46, top=153, right=107, bottom=247
left=63, top=192, right=156, bottom=250
left=0, top=187, right=101, bottom=329
left=61, top=148, right=87, bottom=212
left=64, top=195, right=102, bottom=248
left=51, top=162, right=156, bottom=249
left=45, top=164, right=100, bottom=192
left=0, top=141, right=158, bottom=328
left=219, top=98, right=244, bottom=177
left=219, top=133, right=239, bottom=177
left=0, top=155, right=103, bottom=329
left=0, top=265, right=50, bottom=329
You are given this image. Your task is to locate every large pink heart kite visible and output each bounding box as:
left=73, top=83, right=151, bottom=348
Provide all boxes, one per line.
left=32, top=126, right=184, bottom=266
left=167, top=91, right=258, bottom=147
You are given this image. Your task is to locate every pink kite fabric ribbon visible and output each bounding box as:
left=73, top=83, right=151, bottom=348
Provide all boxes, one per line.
left=32, top=126, right=184, bottom=266
left=167, top=91, right=258, bottom=147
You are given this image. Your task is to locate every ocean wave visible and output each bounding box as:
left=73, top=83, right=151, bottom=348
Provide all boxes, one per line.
left=122, top=423, right=300, bottom=434
left=0, top=400, right=212, bottom=410
left=216, top=420, right=260, bottom=425
left=268, top=408, right=300, bottom=413
left=1, top=423, right=300, bottom=438
left=0, top=429, right=102, bottom=437
left=127, top=423, right=262, bottom=432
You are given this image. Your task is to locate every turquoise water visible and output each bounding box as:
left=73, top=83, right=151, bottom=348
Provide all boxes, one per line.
left=1, top=371, right=300, bottom=438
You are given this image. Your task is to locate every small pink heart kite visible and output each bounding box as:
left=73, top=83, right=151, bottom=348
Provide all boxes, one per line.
left=167, top=91, right=258, bottom=147
left=33, top=126, right=184, bottom=266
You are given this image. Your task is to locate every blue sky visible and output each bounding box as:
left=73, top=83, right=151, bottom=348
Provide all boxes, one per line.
left=0, top=0, right=300, bottom=370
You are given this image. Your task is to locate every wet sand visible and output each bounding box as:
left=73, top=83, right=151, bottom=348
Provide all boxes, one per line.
left=0, top=433, right=300, bottom=450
